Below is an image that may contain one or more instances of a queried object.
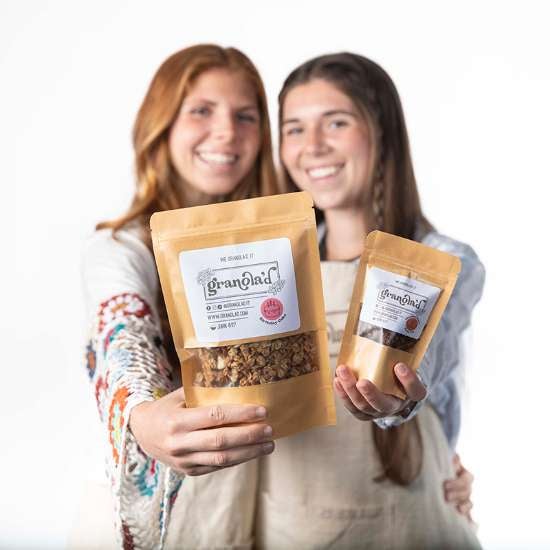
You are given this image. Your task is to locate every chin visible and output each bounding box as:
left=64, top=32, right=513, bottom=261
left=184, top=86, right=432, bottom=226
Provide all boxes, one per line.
left=308, top=193, right=347, bottom=212
left=196, top=177, right=244, bottom=197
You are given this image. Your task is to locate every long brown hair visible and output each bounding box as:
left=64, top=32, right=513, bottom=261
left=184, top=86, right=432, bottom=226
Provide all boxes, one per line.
left=97, top=44, right=278, bottom=362
left=279, top=52, right=434, bottom=485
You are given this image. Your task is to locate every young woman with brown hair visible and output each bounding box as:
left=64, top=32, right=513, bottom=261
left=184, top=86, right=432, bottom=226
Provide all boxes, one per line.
left=82, top=44, right=279, bottom=549
left=256, top=52, right=485, bottom=548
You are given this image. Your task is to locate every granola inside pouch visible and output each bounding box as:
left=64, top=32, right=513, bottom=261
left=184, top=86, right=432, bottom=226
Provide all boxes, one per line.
left=151, top=192, right=336, bottom=438
left=338, top=231, right=461, bottom=399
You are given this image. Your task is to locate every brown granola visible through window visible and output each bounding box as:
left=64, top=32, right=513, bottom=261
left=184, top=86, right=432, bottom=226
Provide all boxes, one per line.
left=355, top=320, right=417, bottom=352
left=193, top=332, right=319, bottom=387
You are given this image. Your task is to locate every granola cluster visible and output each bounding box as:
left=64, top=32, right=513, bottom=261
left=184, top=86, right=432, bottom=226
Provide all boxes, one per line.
left=193, top=332, right=319, bottom=387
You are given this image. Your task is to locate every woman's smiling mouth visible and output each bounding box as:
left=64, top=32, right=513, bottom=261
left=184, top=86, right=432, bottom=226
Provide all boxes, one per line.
left=196, top=151, right=239, bottom=166
left=306, top=164, right=344, bottom=180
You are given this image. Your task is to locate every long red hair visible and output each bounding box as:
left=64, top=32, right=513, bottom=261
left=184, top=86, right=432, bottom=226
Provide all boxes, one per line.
left=97, top=44, right=278, bottom=239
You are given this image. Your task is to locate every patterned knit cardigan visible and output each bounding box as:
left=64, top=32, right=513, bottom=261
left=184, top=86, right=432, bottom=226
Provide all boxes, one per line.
left=83, top=228, right=182, bottom=549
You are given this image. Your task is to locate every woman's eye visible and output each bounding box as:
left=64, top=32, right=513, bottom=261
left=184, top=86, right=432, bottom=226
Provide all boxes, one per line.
left=190, top=106, right=210, bottom=116
left=285, top=126, right=303, bottom=136
left=328, top=119, right=348, bottom=129
left=237, top=112, right=258, bottom=123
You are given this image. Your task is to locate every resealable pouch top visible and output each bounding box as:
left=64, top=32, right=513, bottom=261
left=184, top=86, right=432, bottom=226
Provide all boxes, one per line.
left=151, top=192, right=336, bottom=438
left=338, top=230, right=461, bottom=399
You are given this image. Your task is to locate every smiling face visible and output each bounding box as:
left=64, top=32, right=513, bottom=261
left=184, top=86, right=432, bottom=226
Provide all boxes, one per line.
left=280, top=78, right=373, bottom=212
left=168, top=67, right=261, bottom=200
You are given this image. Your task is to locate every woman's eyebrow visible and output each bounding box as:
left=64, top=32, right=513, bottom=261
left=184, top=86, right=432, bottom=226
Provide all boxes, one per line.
left=322, top=109, right=357, bottom=118
left=281, top=117, right=301, bottom=126
left=183, top=98, right=217, bottom=106
left=183, top=98, right=257, bottom=111
left=282, top=109, right=357, bottom=126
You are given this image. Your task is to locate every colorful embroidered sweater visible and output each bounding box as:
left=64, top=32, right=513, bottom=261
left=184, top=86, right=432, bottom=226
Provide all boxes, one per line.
left=82, top=226, right=484, bottom=550
left=82, top=228, right=182, bottom=549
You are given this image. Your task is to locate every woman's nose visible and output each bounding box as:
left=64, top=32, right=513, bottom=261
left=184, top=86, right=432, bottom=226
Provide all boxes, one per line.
left=304, top=127, right=328, bottom=155
left=212, top=113, right=237, bottom=142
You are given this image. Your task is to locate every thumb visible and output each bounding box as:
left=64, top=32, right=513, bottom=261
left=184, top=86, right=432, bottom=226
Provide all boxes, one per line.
left=452, top=453, right=464, bottom=474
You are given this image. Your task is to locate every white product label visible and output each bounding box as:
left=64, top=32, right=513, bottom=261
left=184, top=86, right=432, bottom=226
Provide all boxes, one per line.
left=359, top=267, right=441, bottom=340
left=179, top=238, right=300, bottom=343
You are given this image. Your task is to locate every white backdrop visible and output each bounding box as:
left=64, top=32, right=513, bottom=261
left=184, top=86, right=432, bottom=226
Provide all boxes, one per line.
left=2, top=1, right=550, bottom=548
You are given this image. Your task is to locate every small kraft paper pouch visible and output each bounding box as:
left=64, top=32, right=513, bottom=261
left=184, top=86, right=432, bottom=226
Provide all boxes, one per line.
left=338, top=230, right=461, bottom=399
left=151, top=192, right=336, bottom=438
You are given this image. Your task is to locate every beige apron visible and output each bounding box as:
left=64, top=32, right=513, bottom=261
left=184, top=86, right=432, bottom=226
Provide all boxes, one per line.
left=254, top=261, right=480, bottom=550
left=165, top=461, right=258, bottom=549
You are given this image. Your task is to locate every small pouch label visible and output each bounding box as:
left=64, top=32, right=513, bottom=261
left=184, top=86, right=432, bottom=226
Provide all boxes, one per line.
left=359, top=266, right=441, bottom=340
left=179, top=237, right=300, bottom=343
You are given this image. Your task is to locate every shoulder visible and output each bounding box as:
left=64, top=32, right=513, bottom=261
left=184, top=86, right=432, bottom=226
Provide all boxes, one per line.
left=82, top=226, right=158, bottom=313
left=84, top=225, right=151, bottom=263
left=421, top=231, right=486, bottom=305
left=422, top=231, right=484, bottom=274
left=420, top=231, right=480, bottom=262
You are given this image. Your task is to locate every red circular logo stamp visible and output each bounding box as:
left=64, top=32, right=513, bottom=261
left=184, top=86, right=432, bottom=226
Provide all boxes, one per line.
left=405, top=316, right=419, bottom=332
left=261, top=298, right=284, bottom=321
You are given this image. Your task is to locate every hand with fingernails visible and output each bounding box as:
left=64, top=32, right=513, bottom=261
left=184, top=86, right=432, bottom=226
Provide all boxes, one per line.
left=129, top=389, right=274, bottom=476
left=445, top=453, right=477, bottom=525
left=333, top=363, right=427, bottom=420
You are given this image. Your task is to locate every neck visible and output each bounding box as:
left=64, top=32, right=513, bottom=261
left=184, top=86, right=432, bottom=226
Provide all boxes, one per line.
left=323, top=207, right=369, bottom=261
left=183, top=186, right=221, bottom=208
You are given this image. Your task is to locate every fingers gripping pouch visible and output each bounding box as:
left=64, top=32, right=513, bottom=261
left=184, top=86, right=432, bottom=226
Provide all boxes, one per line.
left=151, top=192, right=336, bottom=438
left=339, top=231, right=461, bottom=399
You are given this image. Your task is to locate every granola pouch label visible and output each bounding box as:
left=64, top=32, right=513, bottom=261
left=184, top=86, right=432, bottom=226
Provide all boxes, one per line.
left=360, top=266, right=441, bottom=341
left=179, top=238, right=300, bottom=343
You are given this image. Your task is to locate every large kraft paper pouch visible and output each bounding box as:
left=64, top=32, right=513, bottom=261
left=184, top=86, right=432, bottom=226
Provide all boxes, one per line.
left=338, top=230, right=461, bottom=399
left=151, top=192, right=336, bottom=438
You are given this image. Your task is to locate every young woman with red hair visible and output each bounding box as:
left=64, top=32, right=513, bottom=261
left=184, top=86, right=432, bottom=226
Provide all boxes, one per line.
left=81, top=44, right=278, bottom=549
